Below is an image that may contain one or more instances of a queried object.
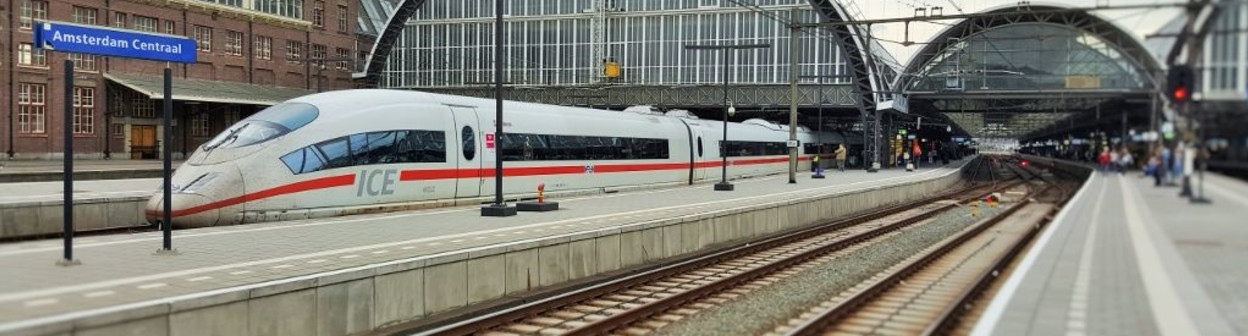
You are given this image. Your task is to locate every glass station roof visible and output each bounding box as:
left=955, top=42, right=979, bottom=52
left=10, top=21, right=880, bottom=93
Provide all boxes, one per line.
left=908, top=23, right=1150, bottom=92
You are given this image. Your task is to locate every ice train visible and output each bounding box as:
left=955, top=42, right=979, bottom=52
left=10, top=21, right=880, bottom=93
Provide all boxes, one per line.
left=145, top=90, right=852, bottom=228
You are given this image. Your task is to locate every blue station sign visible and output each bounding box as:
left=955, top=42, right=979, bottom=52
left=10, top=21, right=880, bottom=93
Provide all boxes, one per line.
left=34, top=21, right=197, bottom=63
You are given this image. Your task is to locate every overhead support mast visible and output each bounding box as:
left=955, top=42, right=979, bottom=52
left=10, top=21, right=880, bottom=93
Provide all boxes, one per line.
left=788, top=9, right=800, bottom=184
left=590, top=0, right=609, bottom=83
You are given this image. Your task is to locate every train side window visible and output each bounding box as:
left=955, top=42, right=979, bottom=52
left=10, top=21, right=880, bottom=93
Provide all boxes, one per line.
left=291, top=130, right=447, bottom=174
left=697, top=137, right=703, bottom=157
left=632, top=138, right=667, bottom=159
left=348, top=134, right=368, bottom=165
left=502, top=133, right=668, bottom=161
left=462, top=126, right=476, bottom=160
left=394, top=130, right=447, bottom=163
left=280, top=147, right=326, bottom=174
left=364, top=131, right=399, bottom=164
left=720, top=140, right=788, bottom=157
left=316, top=137, right=352, bottom=169
left=280, top=149, right=304, bottom=174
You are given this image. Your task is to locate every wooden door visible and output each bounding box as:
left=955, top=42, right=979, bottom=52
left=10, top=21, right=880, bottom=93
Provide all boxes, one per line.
left=131, top=125, right=157, bottom=159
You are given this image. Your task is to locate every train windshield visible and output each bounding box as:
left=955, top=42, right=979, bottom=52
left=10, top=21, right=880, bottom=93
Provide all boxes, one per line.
left=204, top=102, right=319, bottom=150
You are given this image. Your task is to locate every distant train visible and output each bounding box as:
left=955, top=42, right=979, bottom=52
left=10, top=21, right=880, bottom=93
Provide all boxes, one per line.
left=145, top=90, right=854, bottom=228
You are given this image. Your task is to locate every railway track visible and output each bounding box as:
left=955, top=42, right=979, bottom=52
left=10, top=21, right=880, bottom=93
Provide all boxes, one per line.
left=776, top=186, right=1069, bottom=336
left=421, top=171, right=1017, bottom=336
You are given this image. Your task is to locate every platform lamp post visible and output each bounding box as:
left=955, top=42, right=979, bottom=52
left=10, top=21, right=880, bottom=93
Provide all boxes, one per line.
left=157, top=62, right=179, bottom=254
left=60, top=60, right=79, bottom=265
left=685, top=43, right=771, bottom=191
left=482, top=0, right=517, bottom=216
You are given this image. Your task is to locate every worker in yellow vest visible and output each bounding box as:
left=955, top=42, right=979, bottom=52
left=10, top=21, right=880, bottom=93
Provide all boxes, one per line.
left=912, top=141, right=923, bottom=170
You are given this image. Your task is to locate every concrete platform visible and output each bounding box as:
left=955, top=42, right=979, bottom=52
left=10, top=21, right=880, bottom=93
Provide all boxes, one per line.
left=0, top=160, right=179, bottom=183
left=0, top=179, right=159, bottom=239
left=0, top=160, right=971, bottom=336
left=974, top=158, right=1245, bottom=336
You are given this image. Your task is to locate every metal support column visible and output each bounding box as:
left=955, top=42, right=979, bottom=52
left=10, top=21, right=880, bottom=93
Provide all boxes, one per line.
left=787, top=10, right=800, bottom=184
left=719, top=47, right=733, bottom=191
left=58, top=60, right=78, bottom=266
left=482, top=0, right=517, bottom=216
left=158, top=64, right=177, bottom=253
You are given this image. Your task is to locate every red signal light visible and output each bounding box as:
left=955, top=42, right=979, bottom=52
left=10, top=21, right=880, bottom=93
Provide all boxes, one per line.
left=1174, top=85, right=1189, bottom=102
left=1021, top=160, right=1030, bottom=167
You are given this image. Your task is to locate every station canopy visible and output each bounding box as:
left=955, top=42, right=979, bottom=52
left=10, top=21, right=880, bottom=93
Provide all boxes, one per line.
left=899, top=5, right=1160, bottom=140
left=106, top=73, right=316, bottom=106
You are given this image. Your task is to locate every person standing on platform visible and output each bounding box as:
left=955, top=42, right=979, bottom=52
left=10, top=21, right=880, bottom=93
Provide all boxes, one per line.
left=1113, top=146, right=1123, bottom=171
left=835, top=144, right=847, bottom=172
left=1169, top=144, right=1183, bottom=185
left=1119, top=147, right=1134, bottom=174
left=1098, top=147, right=1112, bottom=174
left=811, top=153, right=820, bottom=172
left=1151, top=147, right=1165, bottom=186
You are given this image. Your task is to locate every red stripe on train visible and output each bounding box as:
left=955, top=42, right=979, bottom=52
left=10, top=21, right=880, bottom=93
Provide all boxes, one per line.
left=146, top=174, right=357, bottom=218
left=156, top=156, right=810, bottom=218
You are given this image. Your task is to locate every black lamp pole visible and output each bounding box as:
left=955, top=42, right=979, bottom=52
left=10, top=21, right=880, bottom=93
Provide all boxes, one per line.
left=158, top=64, right=177, bottom=254
left=59, top=60, right=77, bottom=266
left=684, top=43, right=770, bottom=191
left=719, top=48, right=730, bottom=190
left=482, top=0, right=516, bottom=216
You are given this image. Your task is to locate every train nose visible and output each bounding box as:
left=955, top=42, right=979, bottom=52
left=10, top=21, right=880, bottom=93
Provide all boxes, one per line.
left=144, top=167, right=240, bottom=228
left=145, top=193, right=221, bottom=228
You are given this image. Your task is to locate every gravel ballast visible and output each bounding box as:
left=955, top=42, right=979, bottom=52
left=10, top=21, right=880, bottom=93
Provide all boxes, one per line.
left=655, top=205, right=1008, bottom=336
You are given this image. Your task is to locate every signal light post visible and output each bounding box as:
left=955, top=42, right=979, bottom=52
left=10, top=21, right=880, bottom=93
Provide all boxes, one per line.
left=1167, top=65, right=1193, bottom=104
left=684, top=43, right=771, bottom=192
left=1165, top=64, right=1211, bottom=203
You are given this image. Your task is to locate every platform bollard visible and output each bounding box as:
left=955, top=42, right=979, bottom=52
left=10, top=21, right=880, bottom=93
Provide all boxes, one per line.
left=518, top=183, right=559, bottom=212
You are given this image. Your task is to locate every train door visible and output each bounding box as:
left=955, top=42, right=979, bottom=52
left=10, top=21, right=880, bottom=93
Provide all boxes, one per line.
left=705, top=122, right=727, bottom=181
left=680, top=119, right=709, bottom=182
left=450, top=106, right=482, bottom=198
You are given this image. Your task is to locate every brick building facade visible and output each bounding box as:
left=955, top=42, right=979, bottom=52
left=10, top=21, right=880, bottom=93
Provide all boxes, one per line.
left=2, top=0, right=359, bottom=159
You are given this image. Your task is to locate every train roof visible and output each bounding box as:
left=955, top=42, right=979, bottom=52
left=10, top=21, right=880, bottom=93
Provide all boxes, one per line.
left=291, top=89, right=822, bottom=136
left=289, top=89, right=632, bottom=119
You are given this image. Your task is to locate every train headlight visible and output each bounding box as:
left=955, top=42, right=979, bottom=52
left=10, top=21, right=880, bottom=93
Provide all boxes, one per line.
left=178, top=173, right=221, bottom=194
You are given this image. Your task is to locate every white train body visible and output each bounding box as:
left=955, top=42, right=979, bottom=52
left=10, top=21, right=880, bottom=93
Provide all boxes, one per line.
left=146, top=90, right=842, bottom=228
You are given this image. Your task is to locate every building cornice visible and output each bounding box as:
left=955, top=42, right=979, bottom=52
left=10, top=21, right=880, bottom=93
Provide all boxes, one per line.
left=124, top=0, right=312, bottom=30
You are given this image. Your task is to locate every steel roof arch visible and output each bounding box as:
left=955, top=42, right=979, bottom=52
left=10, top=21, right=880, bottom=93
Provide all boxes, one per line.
left=896, top=3, right=1162, bottom=92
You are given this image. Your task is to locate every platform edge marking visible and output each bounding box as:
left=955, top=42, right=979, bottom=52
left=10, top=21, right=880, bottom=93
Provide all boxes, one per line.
left=1120, top=175, right=1229, bottom=336
left=970, top=172, right=1099, bottom=336
left=1065, top=182, right=1108, bottom=336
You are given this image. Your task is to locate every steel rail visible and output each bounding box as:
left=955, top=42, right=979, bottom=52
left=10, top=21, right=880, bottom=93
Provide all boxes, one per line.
left=920, top=186, right=1060, bottom=335
left=423, top=180, right=1010, bottom=335
left=783, top=198, right=1033, bottom=336
left=555, top=173, right=1019, bottom=335
left=560, top=191, right=983, bottom=335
